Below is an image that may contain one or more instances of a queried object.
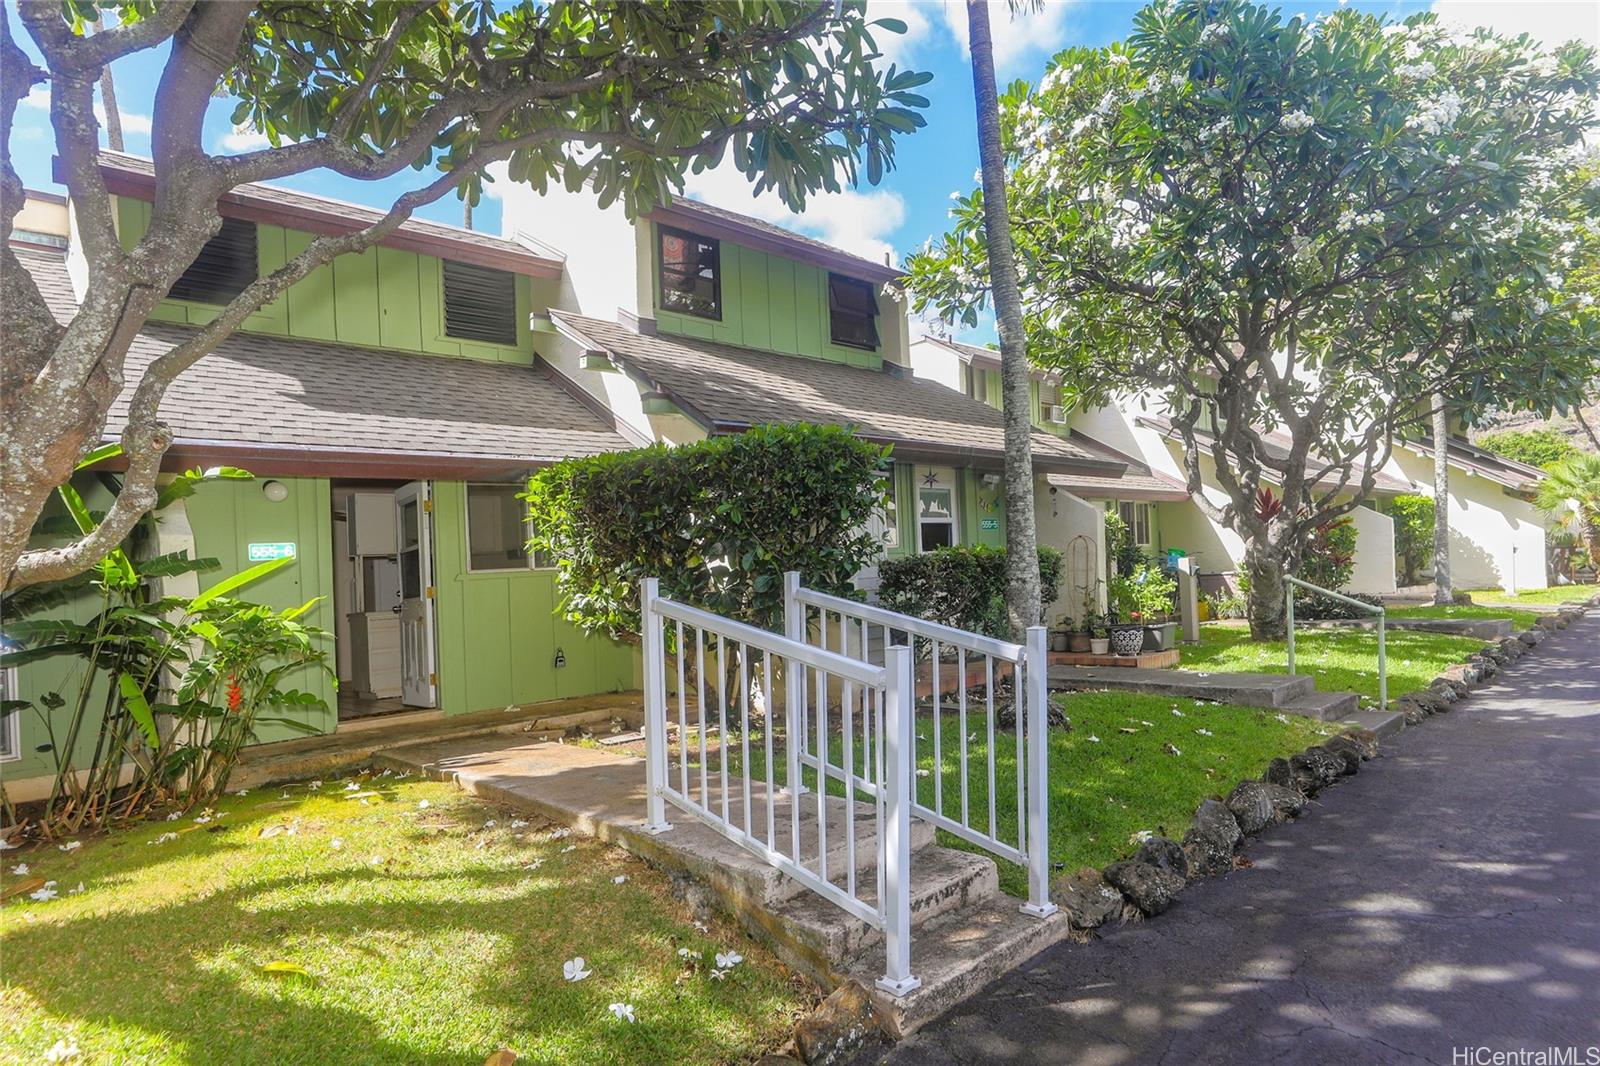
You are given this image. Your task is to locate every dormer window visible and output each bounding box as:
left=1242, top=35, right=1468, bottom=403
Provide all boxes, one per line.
left=443, top=260, right=518, bottom=345
left=168, top=217, right=258, bottom=304
left=659, top=226, right=720, bottom=320
left=828, top=274, right=879, bottom=350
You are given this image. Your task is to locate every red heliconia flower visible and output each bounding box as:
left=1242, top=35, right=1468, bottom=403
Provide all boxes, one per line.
left=226, top=675, right=243, bottom=712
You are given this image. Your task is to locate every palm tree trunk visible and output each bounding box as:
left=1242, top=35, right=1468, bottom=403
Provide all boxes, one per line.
left=966, top=0, right=1040, bottom=640
left=1431, top=393, right=1452, bottom=605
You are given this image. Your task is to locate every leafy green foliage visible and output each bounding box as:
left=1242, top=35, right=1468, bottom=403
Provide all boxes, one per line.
left=1103, top=509, right=1147, bottom=577
left=1389, top=493, right=1436, bottom=585
left=1535, top=452, right=1600, bottom=570
left=875, top=544, right=1063, bottom=637
left=1300, top=516, right=1357, bottom=592
left=526, top=424, right=889, bottom=640
left=1475, top=428, right=1580, bottom=470
left=1107, top=562, right=1175, bottom=623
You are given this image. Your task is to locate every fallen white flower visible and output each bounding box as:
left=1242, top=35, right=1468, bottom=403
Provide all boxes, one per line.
left=344, top=781, right=360, bottom=792
left=608, top=1002, right=637, bottom=1022
left=369, top=856, right=384, bottom=865
left=510, top=819, right=528, bottom=829
left=677, top=947, right=693, bottom=958
left=549, top=828, right=571, bottom=840
left=710, top=968, right=729, bottom=981
left=57, top=841, right=81, bottom=852
left=693, top=920, right=710, bottom=933
left=43, top=1037, right=80, bottom=1063
left=612, top=875, right=628, bottom=884
left=232, top=789, right=250, bottom=797
left=483, top=820, right=497, bottom=829
left=307, top=780, right=323, bottom=791
left=330, top=838, right=343, bottom=850
left=563, top=957, right=592, bottom=982
left=561, top=844, right=576, bottom=853
left=1196, top=728, right=1214, bottom=737
left=524, top=859, right=545, bottom=871
left=915, top=769, right=930, bottom=778
left=9, top=863, right=28, bottom=876
left=417, top=800, right=431, bottom=810
left=68, top=882, right=85, bottom=895
left=1086, top=735, right=1101, bottom=743
left=167, top=813, right=181, bottom=822
left=1170, top=708, right=1185, bottom=717
left=152, top=832, right=178, bottom=845
left=29, top=885, right=58, bottom=902
left=715, top=951, right=743, bottom=968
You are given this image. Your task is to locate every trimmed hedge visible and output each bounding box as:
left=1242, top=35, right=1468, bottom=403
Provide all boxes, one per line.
left=876, top=544, right=1063, bottom=638
left=525, top=423, right=890, bottom=641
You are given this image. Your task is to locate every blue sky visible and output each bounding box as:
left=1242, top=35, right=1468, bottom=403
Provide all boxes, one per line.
left=10, top=0, right=1588, bottom=343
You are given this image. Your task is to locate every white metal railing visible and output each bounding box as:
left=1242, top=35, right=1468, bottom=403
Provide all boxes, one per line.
left=783, top=572, right=1058, bottom=919
left=1285, top=574, right=1387, bottom=709
left=640, top=577, right=923, bottom=995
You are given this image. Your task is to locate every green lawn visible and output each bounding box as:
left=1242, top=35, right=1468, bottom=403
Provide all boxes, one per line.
left=734, top=691, right=1331, bottom=897
left=1183, top=622, right=1487, bottom=705
left=1388, top=603, right=1541, bottom=631
left=1464, top=584, right=1598, bottom=607
left=0, top=775, right=808, bottom=1066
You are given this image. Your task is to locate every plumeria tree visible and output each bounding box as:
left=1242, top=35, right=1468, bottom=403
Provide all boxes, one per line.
left=1, top=1, right=929, bottom=591
left=909, top=0, right=1599, bottom=638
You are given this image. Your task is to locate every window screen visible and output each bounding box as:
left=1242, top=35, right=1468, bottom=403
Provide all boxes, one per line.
left=828, top=274, right=880, bottom=350
left=658, top=227, right=721, bottom=319
left=168, top=217, right=258, bottom=304
left=1, top=662, right=20, bottom=762
left=466, top=484, right=531, bottom=572
left=443, top=260, right=518, bottom=345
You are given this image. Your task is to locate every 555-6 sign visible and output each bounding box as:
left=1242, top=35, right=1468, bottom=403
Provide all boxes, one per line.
left=247, top=542, right=297, bottom=562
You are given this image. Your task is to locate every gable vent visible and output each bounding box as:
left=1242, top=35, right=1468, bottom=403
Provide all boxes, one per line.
left=443, top=259, right=517, bottom=345
left=168, top=217, right=258, bottom=304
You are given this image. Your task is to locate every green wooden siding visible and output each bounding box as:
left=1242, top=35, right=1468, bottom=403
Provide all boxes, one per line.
left=650, top=222, right=884, bottom=368
left=115, top=195, right=540, bottom=362
left=431, top=482, right=634, bottom=716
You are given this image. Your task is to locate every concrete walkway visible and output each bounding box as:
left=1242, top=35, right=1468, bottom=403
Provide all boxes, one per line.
left=875, top=612, right=1600, bottom=1065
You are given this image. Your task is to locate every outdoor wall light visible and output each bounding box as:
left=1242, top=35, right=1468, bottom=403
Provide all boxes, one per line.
left=262, top=480, right=289, bottom=503
left=981, top=473, right=1002, bottom=489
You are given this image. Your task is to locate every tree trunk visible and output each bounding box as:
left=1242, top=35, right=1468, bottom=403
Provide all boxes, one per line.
left=1243, top=538, right=1288, bottom=641
left=89, top=12, right=124, bottom=152
left=1573, top=406, right=1600, bottom=453
left=1431, top=394, right=1452, bottom=605
left=966, top=0, right=1040, bottom=640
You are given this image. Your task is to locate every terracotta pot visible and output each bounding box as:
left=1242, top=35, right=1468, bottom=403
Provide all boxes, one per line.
left=1068, top=632, right=1092, bottom=653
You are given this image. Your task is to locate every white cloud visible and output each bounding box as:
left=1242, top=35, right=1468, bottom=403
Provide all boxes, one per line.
left=20, top=84, right=150, bottom=138
left=680, top=159, right=907, bottom=265
left=219, top=124, right=272, bottom=152
left=1430, top=0, right=1599, bottom=50
left=864, top=0, right=938, bottom=69
left=938, top=0, right=1079, bottom=76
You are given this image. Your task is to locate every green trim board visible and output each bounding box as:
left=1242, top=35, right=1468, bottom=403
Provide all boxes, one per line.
left=115, top=195, right=540, bottom=363
left=650, top=222, right=885, bottom=368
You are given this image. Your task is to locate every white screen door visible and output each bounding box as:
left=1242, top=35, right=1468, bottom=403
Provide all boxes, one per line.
left=395, top=481, right=437, bottom=708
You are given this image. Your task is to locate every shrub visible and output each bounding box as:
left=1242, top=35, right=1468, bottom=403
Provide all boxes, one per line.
left=876, top=544, right=1063, bottom=638
left=1389, top=494, right=1435, bottom=586
left=1476, top=428, right=1578, bottom=470
left=1107, top=562, right=1176, bottom=623
left=525, top=424, right=890, bottom=641
left=1300, top=516, right=1357, bottom=591
left=1292, top=589, right=1384, bottom=621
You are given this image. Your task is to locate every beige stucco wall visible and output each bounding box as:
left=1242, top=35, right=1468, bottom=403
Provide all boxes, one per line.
left=1390, top=448, right=1547, bottom=592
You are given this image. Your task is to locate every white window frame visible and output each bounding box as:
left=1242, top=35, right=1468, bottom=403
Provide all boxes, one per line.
left=0, top=663, right=20, bottom=763
left=464, top=482, right=552, bottom=573
left=915, top=471, right=959, bottom=553
left=1118, top=501, right=1153, bottom=547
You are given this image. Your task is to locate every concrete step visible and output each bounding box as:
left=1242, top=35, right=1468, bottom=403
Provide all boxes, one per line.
left=1282, top=689, right=1361, bottom=721
left=849, top=894, right=1074, bottom=1037
left=1050, top=665, right=1315, bottom=709
left=772, top=846, right=1001, bottom=964
left=1339, top=708, right=1406, bottom=739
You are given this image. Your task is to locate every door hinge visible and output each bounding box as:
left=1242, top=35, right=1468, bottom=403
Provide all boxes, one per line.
left=429, top=672, right=438, bottom=686
left=426, top=586, right=435, bottom=600
left=422, top=499, right=433, bottom=514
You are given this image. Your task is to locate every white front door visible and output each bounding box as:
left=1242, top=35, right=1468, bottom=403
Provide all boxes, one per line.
left=394, top=481, right=437, bottom=708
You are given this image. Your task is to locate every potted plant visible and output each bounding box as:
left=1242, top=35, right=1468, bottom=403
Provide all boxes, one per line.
left=1128, top=563, right=1180, bottom=651
left=1089, top=612, right=1111, bottom=655
left=1105, top=576, right=1146, bottom=656
left=1050, top=613, right=1072, bottom=653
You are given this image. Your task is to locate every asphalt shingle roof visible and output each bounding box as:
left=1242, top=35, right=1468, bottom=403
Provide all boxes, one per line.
left=1046, top=433, right=1192, bottom=502
left=14, top=245, right=629, bottom=466
left=552, top=311, right=1122, bottom=476
left=1137, top=414, right=1414, bottom=494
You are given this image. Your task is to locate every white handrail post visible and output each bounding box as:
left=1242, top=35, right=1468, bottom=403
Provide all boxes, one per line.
left=640, top=577, right=672, bottom=835
left=782, top=571, right=807, bottom=798
left=1285, top=579, right=1296, bottom=676
left=1377, top=608, right=1387, bottom=709
left=1021, top=624, right=1058, bottom=919
left=876, top=643, right=921, bottom=997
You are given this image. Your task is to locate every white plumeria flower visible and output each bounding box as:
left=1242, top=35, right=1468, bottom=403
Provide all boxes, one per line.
left=562, top=957, right=592, bottom=982
left=1170, top=708, right=1184, bottom=717
left=710, top=968, right=730, bottom=981
left=693, top=921, right=710, bottom=933
left=549, top=828, right=571, bottom=840
left=193, top=814, right=211, bottom=825
left=561, top=844, right=577, bottom=853
left=68, top=882, right=85, bottom=895
left=417, top=800, right=431, bottom=810
left=30, top=885, right=58, bottom=902
left=43, top=1038, right=80, bottom=1063
left=9, top=863, right=29, bottom=876
left=344, top=781, right=360, bottom=792
left=369, top=855, right=385, bottom=866
left=307, top=780, right=323, bottom=791
left=608, top=1002, right=637, bottom=1022
left=915, top=769, right=930, bottom=778
left=58, top=841, right=81, bottom=852
left=232, top=789, right=250, bottom=797
left=1274, top=714, right=1290, bottom=724
left=715, top=951, right=743, bottom=969
left=0, top=838, right=18, bottom=850
left=510, top=819, right=528, bottom=829
left=483, top=820, right=497, bottom=829
left=524, top=859, right=545, bottom=871
left=330, top=838, right=343, bottom=851
left=1086, top=735, right=1101, bottom=743
left=1196, top=728, right=1214, bottom=737
left=167, top=812, right=182, bottom=821
left=153, top=832, right=178, bottom=845
left=677, top=947, right=694, bottom=958
left=612, top=875, right=627, bottom=884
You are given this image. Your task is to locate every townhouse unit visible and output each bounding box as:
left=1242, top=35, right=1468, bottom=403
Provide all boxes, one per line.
left=7, top=155, right=1131, bottom=792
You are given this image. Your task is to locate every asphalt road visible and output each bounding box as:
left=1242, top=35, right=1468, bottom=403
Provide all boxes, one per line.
left=877, top=611, right=1600, bottom=1066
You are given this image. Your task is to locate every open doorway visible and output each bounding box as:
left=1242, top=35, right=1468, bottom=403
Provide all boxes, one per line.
left=331, top=479, right=438, bottom=722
